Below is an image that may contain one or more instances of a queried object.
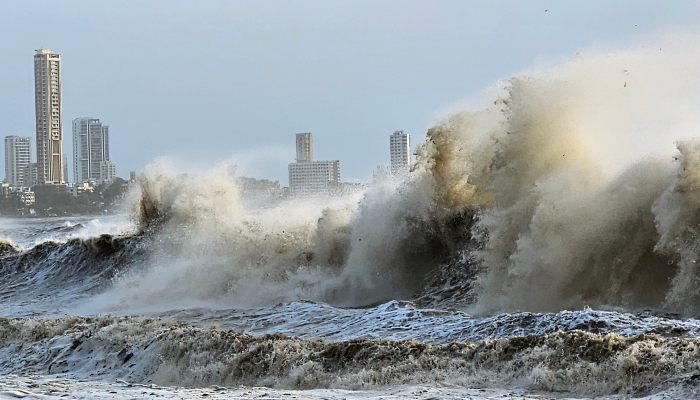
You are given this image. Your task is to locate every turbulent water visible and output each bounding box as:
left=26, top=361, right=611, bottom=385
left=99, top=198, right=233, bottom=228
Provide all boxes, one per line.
left=3, top=46, right=700, bottom=399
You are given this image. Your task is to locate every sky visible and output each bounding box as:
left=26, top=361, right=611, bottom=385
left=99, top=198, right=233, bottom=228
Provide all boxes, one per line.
left=1, top=0, right=699, bottom=184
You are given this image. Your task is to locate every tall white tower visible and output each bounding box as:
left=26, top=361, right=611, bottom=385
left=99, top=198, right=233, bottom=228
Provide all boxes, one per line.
left=73, top=117, right=111, bottom=183
left=389, top=130, right=410, bottom=175
left=34, top=48, right=65, bottom=185
left=4, top=136, right=32, bottom=186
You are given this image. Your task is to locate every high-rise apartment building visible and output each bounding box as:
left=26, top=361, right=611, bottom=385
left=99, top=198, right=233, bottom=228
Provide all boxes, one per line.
left=288, top=133, right=341, bottom=195
left=99, top=161, right=117, bottom=184
left=4, top=136, right=31, bottom=186
left=73, top=118, right=111, bottom=183
left=34, top=48, right=65, bottom=185
left=295, top=132, right=313, bottom=162
left=389, top=130, right=410, bottom=175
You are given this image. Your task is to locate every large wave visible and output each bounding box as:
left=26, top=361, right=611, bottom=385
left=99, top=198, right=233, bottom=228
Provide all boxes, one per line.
left=93, top=160, right=470, bottom=311
left=5, top=42, right=699, bottom=317
left=444, top=46, right=700, bottom=315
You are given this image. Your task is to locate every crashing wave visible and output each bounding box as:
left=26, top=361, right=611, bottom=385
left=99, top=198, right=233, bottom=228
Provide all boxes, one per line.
left=0, top=316, right=698, bottom=396
left=0, top=240, right=20, bottom=257
left=5, top=46, right=700, bottom=317
left=0, top=235, right=146, bottom=316
left=99, top=45, right=700, bottom=316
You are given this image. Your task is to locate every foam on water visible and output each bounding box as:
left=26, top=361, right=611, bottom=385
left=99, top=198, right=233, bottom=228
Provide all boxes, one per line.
left=1, top=316, right=700, bottom=396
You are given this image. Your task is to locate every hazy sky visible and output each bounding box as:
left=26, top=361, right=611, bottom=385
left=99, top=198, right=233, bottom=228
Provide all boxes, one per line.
left=1, top=1, right=699, bottom=183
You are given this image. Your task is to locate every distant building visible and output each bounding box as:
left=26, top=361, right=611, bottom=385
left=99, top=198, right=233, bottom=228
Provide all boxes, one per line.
left=99, top=160, right=117, bottom=184
left=12, top=187, right=36, bottom=206
left=22, top=163, right=39, bottom=188
left=295, top=132, right=313, bottom=162
left=34, top=49, right=65, bottom=185
left=338, top=181, right=366, bottom=195
left=372, top=165, right=390, bottom=182
left=2, top=184, right=35, bottom=206
left=73, top=118, right=113, bottom=184
left=4, top=136, right=31, bottom=187
left=389, top=130, right=410, bottom=175
left=288, top=132, right=341, bottom=195
left=63, top=155, right=68, bottom=184
left=129, top=171, right=136, bottom=182
left=289, top=161, right=341, bottom=195
left=67, top=182, right=95, bottom=197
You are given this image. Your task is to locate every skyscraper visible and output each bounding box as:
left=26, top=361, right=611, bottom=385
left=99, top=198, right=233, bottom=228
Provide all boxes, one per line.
left=4, top=136, right=31, bottom=187
left=33, top=48, right=65, bottom=185
left=389, top=130, right=410, bottom=175
left=73, top=118, right=111, bottom=183
left=295, top=132, right=313, bottom=162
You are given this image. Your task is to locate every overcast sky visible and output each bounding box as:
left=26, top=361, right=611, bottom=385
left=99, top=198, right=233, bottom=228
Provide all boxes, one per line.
left=1, top=0, right=699, bottom=183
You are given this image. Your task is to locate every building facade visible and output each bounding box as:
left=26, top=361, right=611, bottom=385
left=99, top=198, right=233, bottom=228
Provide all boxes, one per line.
left=288, top=132, right=341, bottom=195
left=4, top=136, right=31, bottom=187
left=22, top=163, right=39, bottom=188
left=288, top=160, right=341, bottom=195
left=99, top=160, right=117, bottom=184
left=73, top=118, right=111, bottom=183
left=34, top=48, right=65, bottom=185
left=389, top=130, right=410, bottom=175
left=295, top=132, right=313, bottom=162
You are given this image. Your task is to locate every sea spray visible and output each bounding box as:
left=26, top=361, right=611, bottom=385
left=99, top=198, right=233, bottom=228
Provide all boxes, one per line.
left=83, top=44, right=700, bottom=316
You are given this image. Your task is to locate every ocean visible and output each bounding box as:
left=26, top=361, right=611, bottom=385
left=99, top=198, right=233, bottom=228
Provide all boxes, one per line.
left=3, top=47, right=700, bottom=399
left=0, top=195, right=698, bottom=399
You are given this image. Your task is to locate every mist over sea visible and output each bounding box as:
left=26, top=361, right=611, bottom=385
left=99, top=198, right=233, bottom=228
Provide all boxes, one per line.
left=2, top=45, right=700, bottom=399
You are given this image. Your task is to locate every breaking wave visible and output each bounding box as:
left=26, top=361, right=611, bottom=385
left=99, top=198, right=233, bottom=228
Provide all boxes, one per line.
left=0, top=235, right=145, bottom=316
left=4, top=43, right=700, bottom=319
left=1, top=316, right=699, bottom=396
left=76, top=43, right=700, bottom=317
left=5, top=39, right=700, bottom=400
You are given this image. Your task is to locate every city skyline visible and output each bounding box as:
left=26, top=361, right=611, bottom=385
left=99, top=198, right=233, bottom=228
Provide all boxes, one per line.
left=4, top=46, right=406, bottom=188
left=5, top=46, right=406, bottom=187
left=1, top=1, right=700, bottom=183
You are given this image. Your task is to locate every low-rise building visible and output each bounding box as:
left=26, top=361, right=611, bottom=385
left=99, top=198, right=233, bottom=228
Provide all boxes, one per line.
left=67, top=182, right=95, bottom=197
left=288, top=160, right=341, bottom=195
left=4, top=186, right=36, bottom=206
left=15, top=187, right=36, bottom=206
